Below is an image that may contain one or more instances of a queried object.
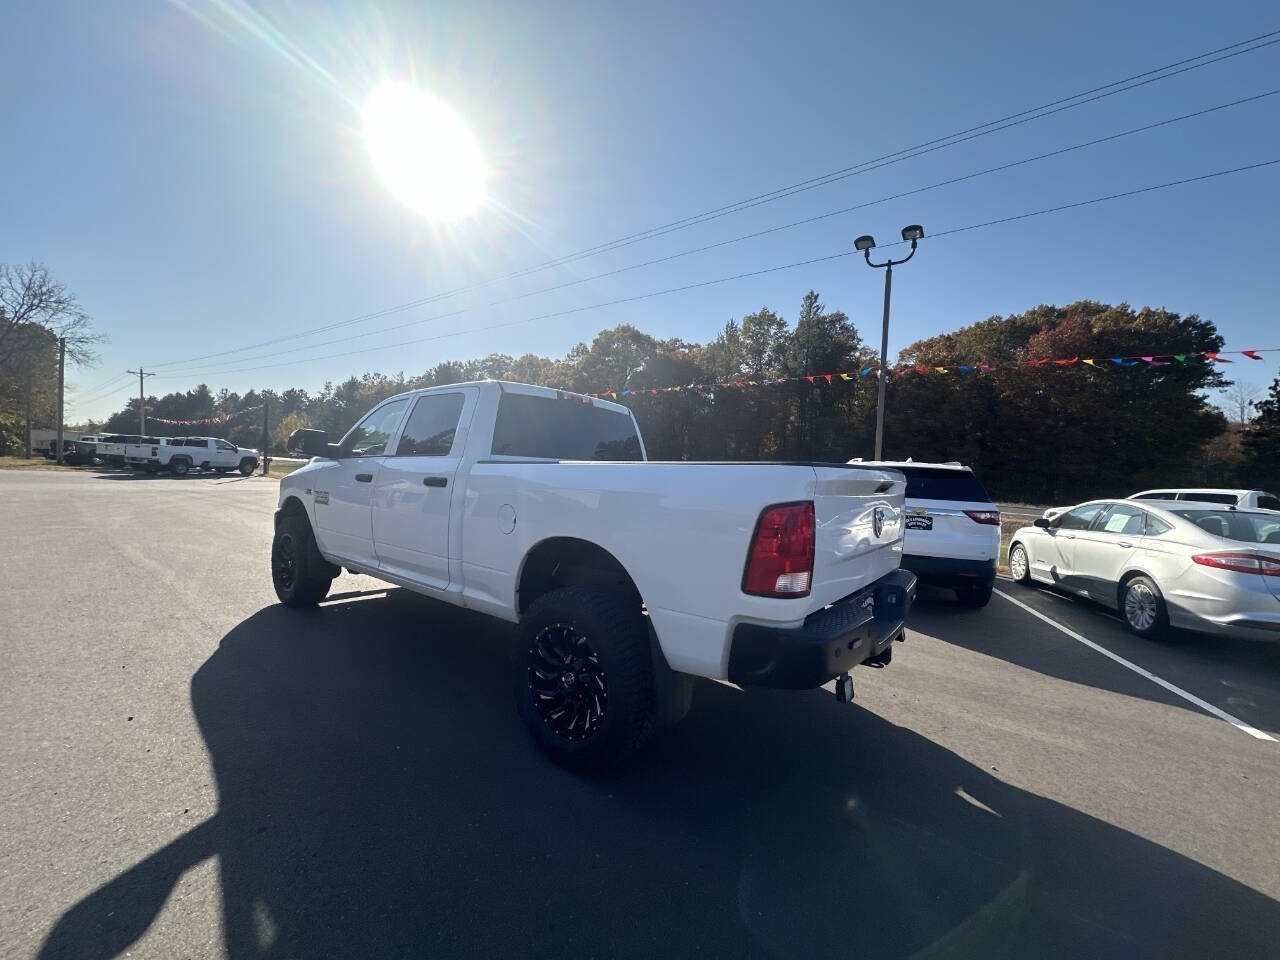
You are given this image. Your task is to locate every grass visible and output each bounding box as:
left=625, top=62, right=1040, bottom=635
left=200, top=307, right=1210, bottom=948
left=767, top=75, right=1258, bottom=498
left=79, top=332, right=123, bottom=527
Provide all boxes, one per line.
left=0, top=456, right=94, bottom=471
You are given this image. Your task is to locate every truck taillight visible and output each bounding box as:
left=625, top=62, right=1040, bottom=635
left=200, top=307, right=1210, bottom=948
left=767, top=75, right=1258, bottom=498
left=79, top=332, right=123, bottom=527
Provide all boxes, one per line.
left=964, top=510, right=1001, bottom=525
left=1192, top=552, right=1280, bottom=577
left=743, top=502, right=815, bottom=598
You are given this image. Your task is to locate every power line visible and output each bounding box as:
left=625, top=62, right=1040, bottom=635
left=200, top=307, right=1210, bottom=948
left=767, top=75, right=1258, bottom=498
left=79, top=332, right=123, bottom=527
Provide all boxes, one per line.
left=152, top=157, right=1280, bottom=384
left=65, top=373, right=135, bottom=408
left=151, top=88, right=1280, bottom=378
left=143, top=27, right=1280, bottom=371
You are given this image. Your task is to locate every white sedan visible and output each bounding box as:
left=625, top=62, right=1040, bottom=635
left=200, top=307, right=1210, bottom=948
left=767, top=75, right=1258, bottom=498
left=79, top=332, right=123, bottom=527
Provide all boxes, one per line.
left=1007, top=499, right=1280, bottom=639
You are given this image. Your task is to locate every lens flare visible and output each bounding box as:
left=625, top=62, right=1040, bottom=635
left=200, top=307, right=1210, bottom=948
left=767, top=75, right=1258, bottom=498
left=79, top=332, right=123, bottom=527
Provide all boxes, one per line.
left=363, top=82, right=486, bottom=221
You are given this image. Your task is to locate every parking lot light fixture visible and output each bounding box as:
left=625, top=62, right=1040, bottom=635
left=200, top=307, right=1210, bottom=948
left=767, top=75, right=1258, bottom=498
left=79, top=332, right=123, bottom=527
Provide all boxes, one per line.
left=858, top=225, right=925, bottom=459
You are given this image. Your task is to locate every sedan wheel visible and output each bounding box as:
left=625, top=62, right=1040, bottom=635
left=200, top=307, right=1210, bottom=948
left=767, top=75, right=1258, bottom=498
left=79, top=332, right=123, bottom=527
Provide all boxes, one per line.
left=1121, top=576, right=1168, bottom=638
left=1009, top=543, right=1031, bottom=584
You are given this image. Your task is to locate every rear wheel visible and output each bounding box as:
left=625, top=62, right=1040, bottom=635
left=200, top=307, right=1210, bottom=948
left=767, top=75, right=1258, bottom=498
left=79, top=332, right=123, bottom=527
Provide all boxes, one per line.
left=955, top=579, right=994, bottom=608
left=517, top=587, right=656, bottom=770
left=171, top=458, right=190, bottom=476
left=1009, top=543, right=1032, bottom=584
left=272, top=513, right=334, bottom=607
left=1120, top=575, right=1168, bottom=638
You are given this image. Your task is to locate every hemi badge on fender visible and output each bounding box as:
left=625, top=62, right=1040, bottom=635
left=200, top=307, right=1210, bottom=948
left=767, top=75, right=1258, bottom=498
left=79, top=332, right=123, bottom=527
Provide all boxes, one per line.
left=314, top=491, right=329, bottom=505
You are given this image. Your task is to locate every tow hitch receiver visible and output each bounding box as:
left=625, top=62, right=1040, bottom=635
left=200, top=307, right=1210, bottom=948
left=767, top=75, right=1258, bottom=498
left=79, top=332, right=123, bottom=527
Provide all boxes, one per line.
left=835, top=673, right=854, bottom=703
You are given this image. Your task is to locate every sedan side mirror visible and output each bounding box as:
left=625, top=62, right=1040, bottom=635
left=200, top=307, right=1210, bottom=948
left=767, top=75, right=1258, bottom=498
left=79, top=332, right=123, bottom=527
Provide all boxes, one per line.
left=1033, top=517, right=1052, bottom=529
left=288, top=428, right=335, bottom=458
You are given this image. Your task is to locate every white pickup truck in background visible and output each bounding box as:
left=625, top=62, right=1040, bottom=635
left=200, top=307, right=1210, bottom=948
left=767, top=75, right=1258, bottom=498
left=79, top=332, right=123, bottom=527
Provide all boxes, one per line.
left=126, top=436, right=261, bottom=476
left=274, top=380, right=915, bottom=768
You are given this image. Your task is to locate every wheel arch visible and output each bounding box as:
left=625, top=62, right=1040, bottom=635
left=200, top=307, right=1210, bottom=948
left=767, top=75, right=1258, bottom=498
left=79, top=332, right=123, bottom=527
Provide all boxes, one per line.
left=275, top=494, right=310, bottom=530
left=1116, top=567, right=1161, bottom=611
left=516, top=536, right=642, bottom=615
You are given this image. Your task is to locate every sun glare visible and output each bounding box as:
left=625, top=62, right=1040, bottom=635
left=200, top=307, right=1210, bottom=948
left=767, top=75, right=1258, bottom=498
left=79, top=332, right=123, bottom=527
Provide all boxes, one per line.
left=362, top=82, right=487, bottom=221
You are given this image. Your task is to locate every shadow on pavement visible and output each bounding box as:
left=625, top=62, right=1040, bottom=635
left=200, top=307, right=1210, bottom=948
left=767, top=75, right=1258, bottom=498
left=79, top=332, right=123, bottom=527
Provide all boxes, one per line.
left=38, top=590, right=1280, bottom=959
left=910, top=582, right=1280, bottom=734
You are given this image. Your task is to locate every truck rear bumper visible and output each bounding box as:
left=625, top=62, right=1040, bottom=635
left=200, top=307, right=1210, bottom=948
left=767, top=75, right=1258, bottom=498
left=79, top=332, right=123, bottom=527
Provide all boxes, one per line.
left=727, top=569, right=916, bottom=689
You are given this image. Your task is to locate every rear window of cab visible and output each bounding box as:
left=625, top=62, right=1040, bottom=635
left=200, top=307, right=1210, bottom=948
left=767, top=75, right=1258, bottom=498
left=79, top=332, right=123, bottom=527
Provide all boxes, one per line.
left=899, top=467, right=991, bottom=503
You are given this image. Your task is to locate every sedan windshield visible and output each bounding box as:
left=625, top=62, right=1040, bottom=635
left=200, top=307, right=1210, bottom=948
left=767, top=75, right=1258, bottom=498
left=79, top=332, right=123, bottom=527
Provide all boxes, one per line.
left=1172, top=509, right=1280, bottom=545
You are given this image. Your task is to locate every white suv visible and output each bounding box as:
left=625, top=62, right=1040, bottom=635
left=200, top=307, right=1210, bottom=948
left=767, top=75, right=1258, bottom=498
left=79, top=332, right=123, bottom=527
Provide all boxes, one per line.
left=1129, top=488, right=1280, bottom=511
left=849, top=460, right=1000, bottom=606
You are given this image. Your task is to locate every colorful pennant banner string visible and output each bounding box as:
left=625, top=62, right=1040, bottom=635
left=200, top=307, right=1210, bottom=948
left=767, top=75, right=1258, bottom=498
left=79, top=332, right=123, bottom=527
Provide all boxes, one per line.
left=150, top=404, right=262, bottom=426
left=588, top=348, right=1275, bottom=400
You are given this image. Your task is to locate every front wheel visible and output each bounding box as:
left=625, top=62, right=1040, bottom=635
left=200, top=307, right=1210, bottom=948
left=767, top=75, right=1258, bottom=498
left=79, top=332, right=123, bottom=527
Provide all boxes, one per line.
left=517, top=587, right=657, bottom=770
left=239, top=458, right=257, bottom=476
left=1121, top=575, right=1168, bottom=639
left=1009, top=543, right=1032, bottom=584
left=272, top=514, right=334, bottom=607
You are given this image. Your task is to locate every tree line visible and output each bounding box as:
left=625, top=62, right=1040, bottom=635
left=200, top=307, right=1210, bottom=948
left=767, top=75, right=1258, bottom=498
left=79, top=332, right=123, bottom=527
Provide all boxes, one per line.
left=83, top=291, right=1278, bottom=503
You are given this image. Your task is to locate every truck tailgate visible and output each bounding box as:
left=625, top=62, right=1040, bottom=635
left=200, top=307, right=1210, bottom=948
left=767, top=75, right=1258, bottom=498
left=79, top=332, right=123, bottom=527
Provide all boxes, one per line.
left=809, top=465, right=906, bottom=609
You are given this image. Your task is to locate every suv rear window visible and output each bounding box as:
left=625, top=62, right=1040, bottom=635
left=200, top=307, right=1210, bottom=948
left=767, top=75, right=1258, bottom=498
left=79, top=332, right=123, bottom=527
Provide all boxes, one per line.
left=1179, top=492, right=1239, bottom=505
left=491, top=392, right=642, bottom=461
left=1255, top=494, right=1279, bottom=511
left=900, top=467, right=991, bottom=502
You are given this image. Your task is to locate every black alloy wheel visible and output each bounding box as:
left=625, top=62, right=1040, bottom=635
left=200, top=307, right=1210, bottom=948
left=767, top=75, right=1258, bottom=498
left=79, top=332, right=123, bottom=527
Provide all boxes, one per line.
left=528, top=622, right=608, bottom=742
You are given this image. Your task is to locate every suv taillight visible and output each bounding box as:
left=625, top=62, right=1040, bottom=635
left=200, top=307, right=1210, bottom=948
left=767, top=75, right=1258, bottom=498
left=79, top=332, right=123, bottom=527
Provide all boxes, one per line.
left=964, top=509, right=1001, bottom=525
left=743, top=502, right=815, bottom=597
left=1192, top=552, right=1280, bottom=577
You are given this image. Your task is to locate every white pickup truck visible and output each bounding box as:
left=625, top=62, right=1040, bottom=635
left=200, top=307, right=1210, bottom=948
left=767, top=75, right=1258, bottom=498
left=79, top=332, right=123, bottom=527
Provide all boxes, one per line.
left=127, top=436, right=261, bottom=475
left=274, top=380, right=915, bottom=768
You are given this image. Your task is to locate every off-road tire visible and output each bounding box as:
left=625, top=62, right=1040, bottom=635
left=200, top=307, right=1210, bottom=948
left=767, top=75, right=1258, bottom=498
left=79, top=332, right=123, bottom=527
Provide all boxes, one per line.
left=272, top=513, right=334, bottom=607
left=517, top=587, right=657, bottom=771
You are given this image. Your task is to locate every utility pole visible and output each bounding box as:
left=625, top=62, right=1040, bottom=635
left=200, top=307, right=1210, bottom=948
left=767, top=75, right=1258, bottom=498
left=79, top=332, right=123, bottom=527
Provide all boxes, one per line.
left=56, top=337, right=66, bottom=465
left=24, top=363, right=33, bottom=459
left=127, top=368, right=155, bottom=435
left=261, top=396, right=270, bottom=476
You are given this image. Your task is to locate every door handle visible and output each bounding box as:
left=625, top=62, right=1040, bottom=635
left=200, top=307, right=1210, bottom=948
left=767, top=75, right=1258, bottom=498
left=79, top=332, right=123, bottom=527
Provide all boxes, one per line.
left=1064, top=534, right=1076, bottom=539
left=355, top=473, right=373, bottom=483
left=423, top=476, right=448, bottom=488
left=1118, top=541, right=1133, bottom=548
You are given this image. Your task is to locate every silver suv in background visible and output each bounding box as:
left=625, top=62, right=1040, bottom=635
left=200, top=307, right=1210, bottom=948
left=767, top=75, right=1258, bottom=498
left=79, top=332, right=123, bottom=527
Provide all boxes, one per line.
left=1130, top=488, right=1280, bottom=511
left=849, top=460, right=1000, bottom=607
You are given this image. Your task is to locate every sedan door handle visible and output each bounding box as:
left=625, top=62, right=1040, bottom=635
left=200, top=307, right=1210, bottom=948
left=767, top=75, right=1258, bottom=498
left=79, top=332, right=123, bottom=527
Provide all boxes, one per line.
left=355, top=473, right=373, bottom=483
left=1118, top=541, right=1133, bottom=548
left=1064, top=534, right=1076, bottom=539
left=423, top=476, right=448, bottom=488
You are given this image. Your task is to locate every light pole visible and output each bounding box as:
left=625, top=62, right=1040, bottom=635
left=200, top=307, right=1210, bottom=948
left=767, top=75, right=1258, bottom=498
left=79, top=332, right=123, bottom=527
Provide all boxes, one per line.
left=855, top=224, right=924, bottom=460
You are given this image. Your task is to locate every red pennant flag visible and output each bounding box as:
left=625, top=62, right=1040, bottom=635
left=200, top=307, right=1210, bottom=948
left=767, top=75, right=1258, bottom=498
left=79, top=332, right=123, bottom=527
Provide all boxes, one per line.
left=1055, top=356, right=1079, bottom=366
left=915, top=365, right=929, bottom=375
left=1242, top=350, right=1262, bottom=360
left=804, top=376, right=816, bottom=383
left=1029, top=358, right=1049, bottom=366
left=823, top=374, right=833, bottom=383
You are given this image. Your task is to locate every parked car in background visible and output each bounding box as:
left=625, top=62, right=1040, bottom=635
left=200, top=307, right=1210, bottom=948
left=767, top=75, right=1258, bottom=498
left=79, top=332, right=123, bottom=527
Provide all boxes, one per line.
left=126, top=436, right=260, bottom=475
left=72, top=435, right=103, bottom=464
left=1008, top=499, right=1280, bottom=639
left=1130, top=488, right=1280, bottom=511
left=43, top=438, right=85, bottom=463
left=848, top=459, right=999, bottom=606
left=274, top=380, right=916, bottom=767
left=97, top=435, right=140, bottom=467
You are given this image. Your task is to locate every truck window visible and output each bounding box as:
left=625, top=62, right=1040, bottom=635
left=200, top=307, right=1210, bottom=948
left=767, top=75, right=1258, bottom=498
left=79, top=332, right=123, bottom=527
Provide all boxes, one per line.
left=339, top=398, right=410, bottom=458
left=490, top=392, right=642, bottom=461
left=394, top=393, right=464, bottom=457
left=215, top=440, right=235, bottom=451
left=898, top=467, right=990, bottom=502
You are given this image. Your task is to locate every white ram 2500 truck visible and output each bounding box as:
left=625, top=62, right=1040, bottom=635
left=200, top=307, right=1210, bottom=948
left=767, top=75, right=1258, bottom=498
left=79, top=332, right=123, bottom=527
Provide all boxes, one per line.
left=274, top=380, right=915, bottom=768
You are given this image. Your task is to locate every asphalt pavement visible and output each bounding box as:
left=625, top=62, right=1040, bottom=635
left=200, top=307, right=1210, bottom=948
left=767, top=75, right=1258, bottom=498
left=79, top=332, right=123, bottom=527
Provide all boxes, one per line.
left=2, top=469, right=1278, bottom=959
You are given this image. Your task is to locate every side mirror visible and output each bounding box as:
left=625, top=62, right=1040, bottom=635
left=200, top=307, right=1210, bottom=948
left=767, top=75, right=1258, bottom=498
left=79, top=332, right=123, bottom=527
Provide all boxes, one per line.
left=288, top=428, right=334, bottom=458
left=1033, top=517, right=1052, bottom=529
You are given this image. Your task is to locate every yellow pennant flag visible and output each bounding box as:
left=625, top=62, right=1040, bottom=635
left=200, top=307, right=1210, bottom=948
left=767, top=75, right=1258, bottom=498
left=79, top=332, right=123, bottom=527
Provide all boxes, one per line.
left=935, top=367, right=948, bottom=374
left=1083, top=358, right=1098, bottom=366
left=840, top=373, right=852, bottom=380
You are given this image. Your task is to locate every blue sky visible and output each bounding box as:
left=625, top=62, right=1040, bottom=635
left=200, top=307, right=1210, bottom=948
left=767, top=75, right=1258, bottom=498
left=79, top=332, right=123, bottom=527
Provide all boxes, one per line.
left=4, top=0, right=1279, bottom=421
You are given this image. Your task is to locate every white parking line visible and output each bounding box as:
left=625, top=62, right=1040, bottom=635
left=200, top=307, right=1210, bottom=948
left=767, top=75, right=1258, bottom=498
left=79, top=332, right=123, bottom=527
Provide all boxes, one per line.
left=994, top=588, right=1277, bottom=742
